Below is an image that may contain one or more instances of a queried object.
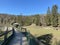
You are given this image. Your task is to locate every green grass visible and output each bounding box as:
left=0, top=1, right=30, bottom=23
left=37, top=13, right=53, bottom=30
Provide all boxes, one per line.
left=23, top=24, right=60, bottom=45
left=7, top=31, right=12, bottom=38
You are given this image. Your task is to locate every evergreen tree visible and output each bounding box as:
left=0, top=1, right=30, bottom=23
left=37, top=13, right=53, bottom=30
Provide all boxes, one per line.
left=24, top=17, right=32, bottom=26
left=51, top=5, right=58, bottom=27
left=35, top=14, right=42, bottom=26
left=45, top=7, right=51, bottom=26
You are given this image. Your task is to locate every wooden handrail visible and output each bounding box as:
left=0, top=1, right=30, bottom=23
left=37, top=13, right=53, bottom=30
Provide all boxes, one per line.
left=27, top=31, right=40, bottom=45
left=0, top=30, right=12, bottom=37
left=21, top=28, right=40, bottom=45
left=0, top=27, right=15, bottom=45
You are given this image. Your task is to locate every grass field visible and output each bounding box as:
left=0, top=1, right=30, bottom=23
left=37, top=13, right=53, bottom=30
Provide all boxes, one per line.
left=23, top=24, right=60, bottom=45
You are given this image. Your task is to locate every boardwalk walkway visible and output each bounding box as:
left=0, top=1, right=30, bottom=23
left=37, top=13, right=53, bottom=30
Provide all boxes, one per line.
left=8, top=29, right=28, bottom=45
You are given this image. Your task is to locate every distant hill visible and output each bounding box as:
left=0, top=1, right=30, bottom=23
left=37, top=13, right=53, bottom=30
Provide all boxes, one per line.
left=0, top=14, right=16, bottom=26
left=0, top=13, right=60, bottom=27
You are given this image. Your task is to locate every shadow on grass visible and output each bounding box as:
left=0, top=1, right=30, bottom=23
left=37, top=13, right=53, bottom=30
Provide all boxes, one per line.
left=37, top=34, right=53, bottom=45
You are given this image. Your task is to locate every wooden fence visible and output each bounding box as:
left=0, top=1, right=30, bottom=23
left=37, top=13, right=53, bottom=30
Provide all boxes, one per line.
left=21, top=27, right=41, bottom=45
left=0, top=27, right=15, bottom=45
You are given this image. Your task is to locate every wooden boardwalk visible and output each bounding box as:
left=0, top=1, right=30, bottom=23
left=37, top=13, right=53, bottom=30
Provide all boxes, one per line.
left=8, top=30, right=28, bottom=45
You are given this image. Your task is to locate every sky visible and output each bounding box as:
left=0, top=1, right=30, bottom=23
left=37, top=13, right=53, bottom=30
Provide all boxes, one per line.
left=0, top=0, right=60, bottom=15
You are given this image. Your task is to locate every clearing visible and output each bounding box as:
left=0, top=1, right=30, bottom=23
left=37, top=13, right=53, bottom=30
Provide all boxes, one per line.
left=23, top=24, right=60, bottom=45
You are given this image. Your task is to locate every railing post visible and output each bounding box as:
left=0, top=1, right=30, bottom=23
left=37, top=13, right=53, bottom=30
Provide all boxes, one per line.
left=27, top=31, right=30, bottom=45
left=12, top=27, right=15, bottom=35
left=25, top=28, right=27, bottom=36
left=4, top=27, right=8, bottom=42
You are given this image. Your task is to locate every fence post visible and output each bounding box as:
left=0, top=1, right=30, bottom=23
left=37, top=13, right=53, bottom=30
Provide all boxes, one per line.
left=4, top=27, right=8, bottom=42
left=12, top=27, right=15, bottom=35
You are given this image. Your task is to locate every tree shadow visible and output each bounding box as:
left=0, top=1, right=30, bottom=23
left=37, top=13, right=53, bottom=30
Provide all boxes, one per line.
left=37, top=34, right=53, bottom=45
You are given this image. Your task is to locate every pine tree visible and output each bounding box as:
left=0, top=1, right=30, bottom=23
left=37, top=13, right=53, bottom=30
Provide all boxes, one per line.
left=51, top=5, right=58, bottom=27
left=45, top=7, right=51, bottom=26
left=35, top=14, right=42, bottom=26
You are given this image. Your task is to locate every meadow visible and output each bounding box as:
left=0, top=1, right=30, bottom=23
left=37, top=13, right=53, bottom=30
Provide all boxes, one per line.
left=24, top=24, right=60, bottom=45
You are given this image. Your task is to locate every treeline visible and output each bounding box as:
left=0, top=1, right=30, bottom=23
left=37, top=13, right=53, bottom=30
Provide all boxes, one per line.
left=0, top=5, right=60, bottom=27
left=45, top=5, right=58, bottom=27
left=16, top=5, right=59, bottom=27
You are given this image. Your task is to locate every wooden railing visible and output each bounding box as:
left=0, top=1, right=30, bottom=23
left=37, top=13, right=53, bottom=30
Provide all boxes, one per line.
left=0, top=27, right=15, bottom=45
left=21, top=27, right=40, bottom=45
